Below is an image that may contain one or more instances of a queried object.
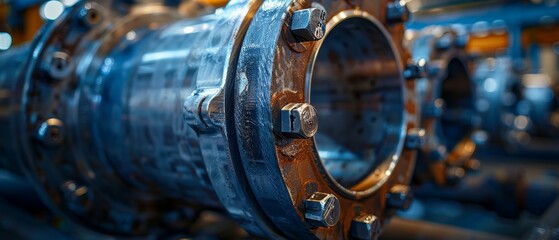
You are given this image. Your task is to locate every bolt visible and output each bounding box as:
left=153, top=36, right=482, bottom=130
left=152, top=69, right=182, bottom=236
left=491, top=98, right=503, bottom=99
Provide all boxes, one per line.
left=422, top=98, right=445, bottom=118
left=386, top=185, right=413, bottom=210
left=36, top=118, right=64, bottom=146
left=404, top=60, right=428, bottom=80
left=304, top=192, right=340, bottom=228
left=281, top=103, right=318, bottom=138
left=48, top=51, right=72, bottom=80
left=79, top=3, right=103, bottom=27
left=351, top=214, right=381, bottom=240
left=405, top=128, right=426, bottom=149
left=290, top=7, right=327, bottom=42
left=386, top=1, right=410, bottom=24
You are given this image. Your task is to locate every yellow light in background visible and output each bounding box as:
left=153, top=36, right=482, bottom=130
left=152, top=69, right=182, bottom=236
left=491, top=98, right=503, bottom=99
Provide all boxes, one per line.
left=0, top=32, right=12, bottom=50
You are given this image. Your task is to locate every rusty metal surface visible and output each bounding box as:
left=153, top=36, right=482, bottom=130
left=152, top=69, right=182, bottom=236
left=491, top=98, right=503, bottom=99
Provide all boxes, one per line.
left=234, top=0, right=417, bottom=238
left=0, top=0, right=418, bottom=238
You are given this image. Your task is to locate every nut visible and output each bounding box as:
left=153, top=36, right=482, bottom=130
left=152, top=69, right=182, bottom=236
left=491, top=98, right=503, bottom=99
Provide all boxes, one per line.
left=280, top=103, right=318, bottom=138
left=304, top=192, right=340, bottom=228
left=386, top=1, right=409, bottom=24
left=405, top=128, right=426, bottom=149
left=386, top=185, right=413, bottom=210
left=36, top=118, right=64, bottom=146
left=290, top=7, right=327, bottom=42
left=351, top=214, right=381, bottom=240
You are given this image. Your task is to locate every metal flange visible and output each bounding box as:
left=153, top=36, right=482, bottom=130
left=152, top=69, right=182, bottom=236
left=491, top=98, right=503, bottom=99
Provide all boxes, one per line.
left=233, top=0, right=418, bottom=238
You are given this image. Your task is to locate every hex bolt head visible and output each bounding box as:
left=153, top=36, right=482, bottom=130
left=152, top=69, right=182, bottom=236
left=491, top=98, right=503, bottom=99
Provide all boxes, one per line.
left=351, top=214, right=381, bottom=240
left=36, top=118, right=64, bottom=146
left=404, top=60, right=428, bottom=80
left=405, top=128, right=426, bottom=149
left=281, top=103, right=318, bottom=138
left=386, top=1, right=410, bottom=24
left=48, top=51, right=72, bottom=80
left=304, top=192, right=340, bottom=228
left=79, top=3, right=103, bottom=27
left=386, top=185, right=413, bottom=210
left=290, top=7, right=327, bottom=42
left=422, top=98, right=445, bottom=118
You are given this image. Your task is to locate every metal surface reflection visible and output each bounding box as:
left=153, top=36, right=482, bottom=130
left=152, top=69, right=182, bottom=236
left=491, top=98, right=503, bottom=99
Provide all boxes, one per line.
left=309, top=15, right=405, bottom=192
left=0, top=0, right=415, bottom=238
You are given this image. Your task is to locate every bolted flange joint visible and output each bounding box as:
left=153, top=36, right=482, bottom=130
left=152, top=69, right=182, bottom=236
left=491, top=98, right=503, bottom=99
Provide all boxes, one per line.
left=351, top=214, right=381, bottom=240
left=303, top=192, right=340, bottom=228
left=280, top=103, right=318, bottom=138
left=290, top=7, right=327, bottom=42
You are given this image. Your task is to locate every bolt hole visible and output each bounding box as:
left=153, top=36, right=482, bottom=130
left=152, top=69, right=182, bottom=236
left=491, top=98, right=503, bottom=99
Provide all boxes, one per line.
left=88, top=11, right=98, bottom=22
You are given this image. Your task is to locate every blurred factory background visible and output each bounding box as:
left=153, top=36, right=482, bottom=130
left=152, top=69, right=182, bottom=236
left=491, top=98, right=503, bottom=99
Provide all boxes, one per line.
left=0, top=0, right=558, bottom=239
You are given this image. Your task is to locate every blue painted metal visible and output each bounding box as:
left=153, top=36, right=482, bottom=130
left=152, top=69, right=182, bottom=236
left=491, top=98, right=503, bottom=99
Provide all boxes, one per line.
left=407, top=3, right=559, bottom=30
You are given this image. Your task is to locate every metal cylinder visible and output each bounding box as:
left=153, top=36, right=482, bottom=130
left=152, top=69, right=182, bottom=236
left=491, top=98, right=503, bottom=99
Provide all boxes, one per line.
left=0, top=2, right=221, bottom=235
left=0, top=0, right=417, bottom=238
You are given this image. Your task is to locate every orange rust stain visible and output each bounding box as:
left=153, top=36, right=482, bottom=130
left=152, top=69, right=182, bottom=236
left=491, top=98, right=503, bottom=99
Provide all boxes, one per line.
left=405, top=98, right=416, bottom=114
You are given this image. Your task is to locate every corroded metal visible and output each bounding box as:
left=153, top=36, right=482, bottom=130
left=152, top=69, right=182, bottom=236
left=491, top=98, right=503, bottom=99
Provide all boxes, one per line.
left=0, top=0, right=417, bottom=238
left=407, top=26, right=478, bottom=186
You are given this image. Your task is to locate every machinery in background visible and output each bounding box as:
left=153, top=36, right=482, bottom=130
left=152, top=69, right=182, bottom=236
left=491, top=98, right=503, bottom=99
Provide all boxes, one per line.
left=399, top=1, right=559, bottom=239
left=405, top=25, right=479, bottom=187
left=409, top=0, right=559, bottom=156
